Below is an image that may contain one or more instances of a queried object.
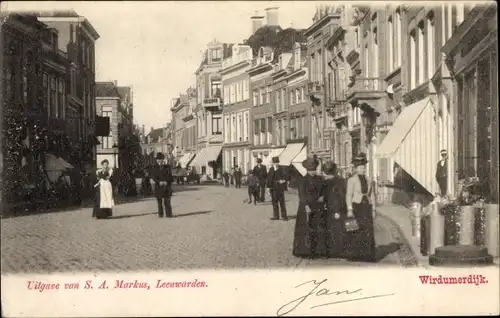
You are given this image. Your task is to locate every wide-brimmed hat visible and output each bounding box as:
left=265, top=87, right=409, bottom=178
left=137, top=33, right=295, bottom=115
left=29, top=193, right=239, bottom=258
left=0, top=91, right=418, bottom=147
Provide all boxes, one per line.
left=352, top=152, right=368, bottom=166
left=302, top=157, right=319, bottom=171
left=322, top=160, right=337, bottom=175
left=156, top=152, right=165, bottom=160
left=272, top=156, right=280, bottom=164
left=256, top=158, right=263, bottom=164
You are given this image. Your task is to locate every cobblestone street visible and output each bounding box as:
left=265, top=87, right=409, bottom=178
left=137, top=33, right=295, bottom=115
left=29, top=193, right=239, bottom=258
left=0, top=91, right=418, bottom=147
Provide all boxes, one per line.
left=1, top=185, right=417, bottom=274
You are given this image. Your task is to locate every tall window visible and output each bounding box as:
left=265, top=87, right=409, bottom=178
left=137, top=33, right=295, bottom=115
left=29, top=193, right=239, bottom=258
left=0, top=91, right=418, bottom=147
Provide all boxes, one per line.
left=276, top=90, right=281, bottom=112
left=230, top=83, right=235, bottom=103
left=364, top=36, right=369, bottom=77
left=58, top=78, right=64, bottom=119
left=211, top=49, right=222, bottom=62
left=418, top=21, right=425, bottom=85
left=50, top=77, right=57, bottom=117
left=244, top=112, right=249, bottom=140
left=388, top=16, right=394, bottom=72
left=372, top=27, right=379, bottom=87
left=266, top=86, right=271, bottom=104
left=317, top=49, right=323, bottom=82
left=212, top=117, right=222, bottom=135
left=254, top=120, right=260, bottom=145
left=260, top=88, right=266, bottom=104
left=410, top=29, right=417, bottom=89
left=354, top=27, right=360, bottom=49
left=310, top=53, right=316, bottom=82
left=290, top=117, right=296, bottom=139
left=267, top=117, right=272, bottom=144
left=243, top=80, right=249, bottom=100
left=42, top=73, right=48, bottom=114
left=427, top=13, right=436, bottom=80
left=395, top=9, right=402, bottom=68
left=296, top=88, right=301, bottom=103
left=253, top=89, right=259, bottom=106
left=281, top=89, right=286, bottom=109
left=232, top=116, right=236, bottom=141
left=211, top=81, right=221, bottom=98
left=101, top=108, right=113, bottom=148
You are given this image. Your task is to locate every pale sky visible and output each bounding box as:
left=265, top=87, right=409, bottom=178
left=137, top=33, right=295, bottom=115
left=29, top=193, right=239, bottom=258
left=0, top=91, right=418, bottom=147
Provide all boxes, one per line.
left=2, top=1, right=326, bottom=130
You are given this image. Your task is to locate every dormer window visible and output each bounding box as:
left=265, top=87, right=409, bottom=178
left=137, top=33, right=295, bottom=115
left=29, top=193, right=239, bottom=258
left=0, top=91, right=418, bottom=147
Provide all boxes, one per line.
left=210, top=49, right=222, bottom=62
left=294, top=45, right=301, bottom=70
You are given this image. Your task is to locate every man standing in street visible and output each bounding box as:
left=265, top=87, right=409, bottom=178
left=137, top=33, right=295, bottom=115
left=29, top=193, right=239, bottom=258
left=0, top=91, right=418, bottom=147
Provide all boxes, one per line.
left=252, top=158, right=268, bottom=202
left=435, top=149, right=448, bottom=197
left=267, top=156, right=288, bottom=221
left=234, top=165, right=243, bottom=188
left=152, top=152, right=174, bottom=218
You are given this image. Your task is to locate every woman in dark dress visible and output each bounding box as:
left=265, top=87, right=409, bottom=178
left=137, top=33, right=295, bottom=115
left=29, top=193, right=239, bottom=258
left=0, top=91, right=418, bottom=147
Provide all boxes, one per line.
left=345, top=153, right=377, bottom=262
left=292, top=157, right=325, bottom=258
left=322, top=161, right=348, bottom=258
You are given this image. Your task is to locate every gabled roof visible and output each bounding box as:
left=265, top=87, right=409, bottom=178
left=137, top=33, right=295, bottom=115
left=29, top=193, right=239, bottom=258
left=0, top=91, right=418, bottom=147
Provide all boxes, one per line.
left=34, top=10, right=80, bottom=17
left=117, top=86, right=131, bottom=103
left=147, top=128, right=165, bottom=143
left=96, top=82, right=120, bottom=98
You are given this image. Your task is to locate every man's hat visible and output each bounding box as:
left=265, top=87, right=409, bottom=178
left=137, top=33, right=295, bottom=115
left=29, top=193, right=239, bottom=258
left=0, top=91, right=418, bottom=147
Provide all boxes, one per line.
left=440, top=149, right=448, bottom=155
left=302, top=157, right=319, bottom=171
left=272, top=156, right=280, bottom=164
left=351, top=152, right=368, bottom=166
left=156, top=152, right=165, bottom=160
left=257, top=158, right=263, bottom=163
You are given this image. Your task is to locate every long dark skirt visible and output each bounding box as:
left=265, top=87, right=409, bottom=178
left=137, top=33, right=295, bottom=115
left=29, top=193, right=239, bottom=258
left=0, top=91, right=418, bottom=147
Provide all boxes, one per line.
left=324, top=210, right=346, bottom=258
left=344, top=202, right=376, bottom=262
left=92, top=187, right=113, bottom=219
left=309, top=207, right=328, bottom=258
left=292, top=203, right=311, bottom=257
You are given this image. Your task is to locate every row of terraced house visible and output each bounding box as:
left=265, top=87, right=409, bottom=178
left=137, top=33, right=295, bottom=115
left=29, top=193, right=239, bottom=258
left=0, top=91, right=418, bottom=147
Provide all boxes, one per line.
left=170, top=3, right=497, bottom=207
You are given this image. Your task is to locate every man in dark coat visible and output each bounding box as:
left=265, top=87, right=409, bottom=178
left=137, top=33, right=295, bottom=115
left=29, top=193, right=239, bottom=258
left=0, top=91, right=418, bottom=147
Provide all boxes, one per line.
left=267, top=156, right=288, bottom=221
left=252, top=158, right=268, bottom=202
left=233, top=165, right=243, bottom=188
left=435, top=149, right=448, bottom=197
left=152, top=153, right=174, bottom=218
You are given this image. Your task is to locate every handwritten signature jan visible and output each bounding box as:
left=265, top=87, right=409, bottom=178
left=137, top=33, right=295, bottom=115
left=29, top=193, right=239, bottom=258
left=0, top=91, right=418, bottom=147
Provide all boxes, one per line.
left=276, top=279, right=395, bottom=316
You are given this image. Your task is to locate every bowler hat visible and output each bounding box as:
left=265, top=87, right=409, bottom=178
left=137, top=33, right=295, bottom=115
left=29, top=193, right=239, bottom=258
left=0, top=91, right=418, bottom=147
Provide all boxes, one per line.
left=272, top=156, right=280, bottom=164
left=302, top=157, right=319, bottom=171
left=351, top=152, right=368, bottom=166
left=257, top=158, right=263, bottom=164
left=156, top=152, right=165, bottom=160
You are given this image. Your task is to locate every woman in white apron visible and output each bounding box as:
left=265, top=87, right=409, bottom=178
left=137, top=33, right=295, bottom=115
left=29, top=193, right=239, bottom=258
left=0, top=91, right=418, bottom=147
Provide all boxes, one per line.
left=93, top=159, right=115, bottom=219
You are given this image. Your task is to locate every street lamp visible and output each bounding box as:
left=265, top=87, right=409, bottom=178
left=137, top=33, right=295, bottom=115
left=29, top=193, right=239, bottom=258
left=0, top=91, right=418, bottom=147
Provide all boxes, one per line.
left=112, top=143, right=119, bottom=168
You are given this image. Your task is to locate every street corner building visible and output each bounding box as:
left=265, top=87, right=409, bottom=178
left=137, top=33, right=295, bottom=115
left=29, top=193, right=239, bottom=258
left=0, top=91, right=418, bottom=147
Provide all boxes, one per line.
left=1, top=10, right=100, bottom=214
left=95, top=81, right=136, bottom=171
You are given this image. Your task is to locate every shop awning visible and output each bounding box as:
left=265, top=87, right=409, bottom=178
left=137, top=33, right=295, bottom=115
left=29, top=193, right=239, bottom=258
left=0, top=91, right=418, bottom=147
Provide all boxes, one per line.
left=278, top=142, right=305, bottom=166
left=45, top=154, right=73, bottom=182
left=375, top=97, right=439, bottom=194
left=190, top=145, right=222, bottom=167
left=270, top=147, right=285, bottom=158
left=179, top=152, right=195, bottom=168
left=291, top=146, right=308, bottom=176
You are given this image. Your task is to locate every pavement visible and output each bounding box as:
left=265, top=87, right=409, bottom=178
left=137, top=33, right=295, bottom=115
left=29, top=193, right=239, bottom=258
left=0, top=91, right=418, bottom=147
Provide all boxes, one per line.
left=1, top=185, right=418, bottom=274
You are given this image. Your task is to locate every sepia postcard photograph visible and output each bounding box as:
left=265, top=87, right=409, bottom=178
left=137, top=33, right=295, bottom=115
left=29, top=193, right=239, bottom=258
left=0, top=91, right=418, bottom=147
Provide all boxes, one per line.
left=0, top=0, right=499, bottom=316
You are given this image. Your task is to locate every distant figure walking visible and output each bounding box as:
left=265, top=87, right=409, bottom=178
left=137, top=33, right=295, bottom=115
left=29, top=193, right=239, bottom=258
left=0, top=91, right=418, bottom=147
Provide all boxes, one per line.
left=223, top=171, right=230, bottom=187
left=267, top=156, right=288, bottom=221
left=234, top=165, right=243, bottom=188
left=252, top=158, right=268, bottom=202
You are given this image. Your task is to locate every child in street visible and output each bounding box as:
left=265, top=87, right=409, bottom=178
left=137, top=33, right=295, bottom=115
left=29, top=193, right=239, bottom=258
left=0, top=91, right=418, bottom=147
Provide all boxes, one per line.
left=247, top=171, right=259, bottom=205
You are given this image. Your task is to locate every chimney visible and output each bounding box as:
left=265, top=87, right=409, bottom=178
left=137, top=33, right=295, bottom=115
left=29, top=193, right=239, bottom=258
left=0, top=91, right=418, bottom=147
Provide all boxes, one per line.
left=250, top=11, right=265, bottom=34
left=265, top=7, right=279, bottom=27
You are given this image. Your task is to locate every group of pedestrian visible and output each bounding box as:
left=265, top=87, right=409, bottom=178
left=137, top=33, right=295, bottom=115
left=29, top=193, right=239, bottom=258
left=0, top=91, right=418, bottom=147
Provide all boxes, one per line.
left=293, top=153, right=377, bottom=262
left=222, top=165, right=243, bottom=188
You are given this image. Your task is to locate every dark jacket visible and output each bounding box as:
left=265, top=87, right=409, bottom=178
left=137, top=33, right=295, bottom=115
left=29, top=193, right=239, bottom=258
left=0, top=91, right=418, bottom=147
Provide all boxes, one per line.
left=298, top=174, right=324, bottom=211
left=234, top=168, right=243, bottom=180
left=252, top=164, right=268, bottom=184
left=247, top=175, right=258, bottom=188
left=435, top=160, right=447, bottom=180
left=266, top=166, right=287, bottom=190
left=152, top=164, right=174, bottom=198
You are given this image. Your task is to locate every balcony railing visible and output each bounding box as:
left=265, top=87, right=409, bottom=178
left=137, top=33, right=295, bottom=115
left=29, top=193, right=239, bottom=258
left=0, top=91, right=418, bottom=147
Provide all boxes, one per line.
left=221, top=49, right=253, bottom=69
left=202, top=97, right=220, bottom=108
left=350, top=77, right=385, bottom=92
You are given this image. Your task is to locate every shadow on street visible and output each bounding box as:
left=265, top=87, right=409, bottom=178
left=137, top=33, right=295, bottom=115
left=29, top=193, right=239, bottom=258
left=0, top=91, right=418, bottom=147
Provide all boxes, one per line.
left=109, top=212, right=157, bottom=219
left=174, top=210, right=213, bottom=218
left=375, top=242, right=401, bottom=262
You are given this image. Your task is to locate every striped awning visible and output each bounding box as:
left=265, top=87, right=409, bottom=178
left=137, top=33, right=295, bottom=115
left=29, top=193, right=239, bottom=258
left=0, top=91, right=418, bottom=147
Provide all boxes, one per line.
left=375, top=97, right=439, bottom=194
